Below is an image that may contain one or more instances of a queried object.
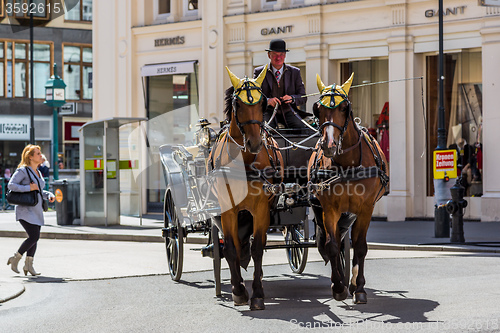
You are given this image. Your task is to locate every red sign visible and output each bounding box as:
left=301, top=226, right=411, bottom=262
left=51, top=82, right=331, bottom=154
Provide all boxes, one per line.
left=64, top=121, right=86, bottom=142
left=435, top=151, right=455, bottom=171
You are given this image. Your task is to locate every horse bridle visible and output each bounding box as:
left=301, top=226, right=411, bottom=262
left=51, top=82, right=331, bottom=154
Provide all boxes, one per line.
left=231, top=79, right=266, bottom=146
left=316, top=89, right=355, bottom=155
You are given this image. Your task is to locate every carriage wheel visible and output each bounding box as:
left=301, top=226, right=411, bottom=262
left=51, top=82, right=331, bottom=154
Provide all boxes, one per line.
left=211, top=219, right=222, bottom=297
left=285, top=220, right=309, bottom=274
left=164, top=190, right=184, bottom=281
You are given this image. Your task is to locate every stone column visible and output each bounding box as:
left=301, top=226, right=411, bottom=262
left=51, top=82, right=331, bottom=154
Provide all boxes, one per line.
left=386, top=35, right=411, bottom=221
left=200, top=0, right=224, bottom=121
left=480, top=27, right=500, bottom=221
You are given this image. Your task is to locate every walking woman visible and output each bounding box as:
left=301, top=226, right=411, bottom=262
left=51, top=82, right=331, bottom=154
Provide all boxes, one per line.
left=6, top=145, right=55, bottom=276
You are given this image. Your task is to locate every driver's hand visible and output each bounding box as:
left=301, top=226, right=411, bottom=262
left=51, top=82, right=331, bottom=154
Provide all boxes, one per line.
left=268, top=97, right=281, bottom=108
left=281, top=95, right=293, bottom=104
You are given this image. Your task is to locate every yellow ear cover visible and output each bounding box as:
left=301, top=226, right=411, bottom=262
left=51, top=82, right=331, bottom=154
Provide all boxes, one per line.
left=226, top=65, right=267, bottom=105
left=317, top=72, right=355, bottom=109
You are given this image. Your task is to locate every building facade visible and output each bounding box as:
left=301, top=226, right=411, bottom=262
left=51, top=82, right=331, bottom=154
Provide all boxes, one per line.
left=92, top=0, right=500, bottom=221
left=0, top=0, right=92, bottom=176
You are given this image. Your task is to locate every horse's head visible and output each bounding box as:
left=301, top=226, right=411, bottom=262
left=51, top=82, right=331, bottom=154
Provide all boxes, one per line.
left=313, top=73, right=354, bottom=158
left=225, top=65, right=268, bottom=154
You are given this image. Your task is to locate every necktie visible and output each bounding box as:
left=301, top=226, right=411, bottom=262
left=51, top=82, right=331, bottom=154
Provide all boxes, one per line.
left=275, top=70, right=280, bottom=82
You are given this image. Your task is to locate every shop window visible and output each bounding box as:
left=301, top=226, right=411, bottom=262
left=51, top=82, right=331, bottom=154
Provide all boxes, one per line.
left=426, top=51, right=483, bottom=197
left=341, top=59, right=390, bottom=161
left=63, top=44, right=92, bottom=101
left=65, top=0, right=92, bottom=22
left=146, top=71, right=199, bottom=212
left=0, top=40, right=51, bottom=99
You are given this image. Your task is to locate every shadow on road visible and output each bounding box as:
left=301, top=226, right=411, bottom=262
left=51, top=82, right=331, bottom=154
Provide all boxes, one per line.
left=237, top=273, right=439, bottom=326
left=177, top=270, right=439, bottom=326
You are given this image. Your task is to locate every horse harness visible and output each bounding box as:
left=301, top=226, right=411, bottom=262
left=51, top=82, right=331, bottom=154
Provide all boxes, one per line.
left=229, top=78, right=266, bottom=146
left=310, top=89, right=390, bottom=205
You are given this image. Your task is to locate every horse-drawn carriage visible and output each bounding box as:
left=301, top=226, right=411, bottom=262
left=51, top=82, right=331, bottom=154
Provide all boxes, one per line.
left=160, top=66, right=389, bottom=310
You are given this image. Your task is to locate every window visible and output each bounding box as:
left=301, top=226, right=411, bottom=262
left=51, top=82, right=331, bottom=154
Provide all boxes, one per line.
left=159, top=0, right=170, bottom=14
left=426, top=51, right=483, bottom=196
left=184, top=0, right=198, bottom=16
left=63, top=44, right=92, bottom=101
left=0, top=40, right=51, bottom=99
left=146, top=71, right=199, bottom=211
left=187, top=0, right=197, bottom=10
left=341, top=59, right=390, bottom=160
left=5, top=0, right=50, bottom=20
left=65, top=0, right=92, bottom=22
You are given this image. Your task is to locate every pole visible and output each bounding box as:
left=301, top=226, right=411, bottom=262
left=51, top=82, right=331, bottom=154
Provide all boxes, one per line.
left=53, top=107, right=59, bottom=180
left=29, top=0, right=35, bottom=144
left=437, top=0, right=446, bottom=149
left=434, top=0, right=450, bottom=237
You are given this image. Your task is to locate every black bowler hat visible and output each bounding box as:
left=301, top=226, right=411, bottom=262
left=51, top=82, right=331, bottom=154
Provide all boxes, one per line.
left=266, top=39, right=289, bottom=53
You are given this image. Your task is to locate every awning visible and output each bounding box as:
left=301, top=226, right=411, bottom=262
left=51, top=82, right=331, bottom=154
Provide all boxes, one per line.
left=140, top=61, right=196, bottom=77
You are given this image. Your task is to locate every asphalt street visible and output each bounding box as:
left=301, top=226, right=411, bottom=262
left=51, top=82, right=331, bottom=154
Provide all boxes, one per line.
left=1, top=237, right=500, bottom=332
left=1, top=253, right=500, bottom=333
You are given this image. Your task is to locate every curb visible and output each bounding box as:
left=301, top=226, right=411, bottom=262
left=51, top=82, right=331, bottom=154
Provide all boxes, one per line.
left=2, top=231, right=499, bottom=254
left=0, top=231, right=164, bottom=243
left=0, top=281, right=25, bottom=303
left=368, top=242, right=500, bottom=254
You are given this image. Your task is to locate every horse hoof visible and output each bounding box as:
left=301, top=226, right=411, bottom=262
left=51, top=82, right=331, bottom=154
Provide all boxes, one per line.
left=348, top=283, right=356, bottom=296
left=250, top=298, right=265, bottom=310
left=232, top=290, right=249, bottom=306
left=332, top=286, right=348, bottom=301
left=353, top=292, right=367, bottom=304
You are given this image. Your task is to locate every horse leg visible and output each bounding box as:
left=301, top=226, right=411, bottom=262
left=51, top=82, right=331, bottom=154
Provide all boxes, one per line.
left=349, top=254, right=358, bottom=296
left=322, top=206, right=348, bottom=301
left=312, top=205, right=329, bottom=263
left=221, top=211, right=248, bottom=306
left=350, top=211, right=372, bottom=304
left=249, top=203, right=270, bottom=310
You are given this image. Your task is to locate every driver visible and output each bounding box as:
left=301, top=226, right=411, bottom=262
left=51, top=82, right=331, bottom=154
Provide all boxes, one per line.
left=253, top=39, right=308, bottom=129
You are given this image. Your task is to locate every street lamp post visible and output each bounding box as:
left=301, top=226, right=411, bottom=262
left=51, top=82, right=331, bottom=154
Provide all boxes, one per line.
left=44, top=64, right=66, bottom=181
left=434, top=0, right=450, bottom=237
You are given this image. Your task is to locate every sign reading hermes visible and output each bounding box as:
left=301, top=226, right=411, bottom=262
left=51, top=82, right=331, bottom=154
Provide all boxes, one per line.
left=261, top=25, right=293, bottom=36
left=154, top=36, right=185, bottom=47
left=141, top=61, right=195, bottom=77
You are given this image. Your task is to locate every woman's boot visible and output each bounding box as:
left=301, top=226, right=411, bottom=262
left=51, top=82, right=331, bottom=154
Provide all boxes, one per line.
left=23, top=256, right=41, bottom=276
left=7, top=252, right=22, bottom=274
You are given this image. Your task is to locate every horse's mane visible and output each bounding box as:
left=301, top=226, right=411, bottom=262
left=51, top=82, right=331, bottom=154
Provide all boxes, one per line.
left=224, top=86, right=235, bottom=120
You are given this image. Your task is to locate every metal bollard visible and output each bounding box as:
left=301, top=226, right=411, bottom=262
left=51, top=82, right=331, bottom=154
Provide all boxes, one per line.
left=446, top=177, right=467, bottom=243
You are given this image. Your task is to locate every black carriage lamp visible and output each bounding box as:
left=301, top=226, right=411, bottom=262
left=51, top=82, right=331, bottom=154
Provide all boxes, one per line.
left=196, top=118, right=216, bottom=149
left=44, top=63, right=66, bottom=181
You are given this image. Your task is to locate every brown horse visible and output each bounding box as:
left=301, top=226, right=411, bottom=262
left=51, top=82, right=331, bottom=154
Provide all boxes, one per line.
left=308, top=73, right=389, bottom=304
left=210, top=65, right=283, bottom=310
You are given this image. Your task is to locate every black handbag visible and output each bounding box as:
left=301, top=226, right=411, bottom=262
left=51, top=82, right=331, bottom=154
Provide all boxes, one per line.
left=5, top=167, right=40, bottom=207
